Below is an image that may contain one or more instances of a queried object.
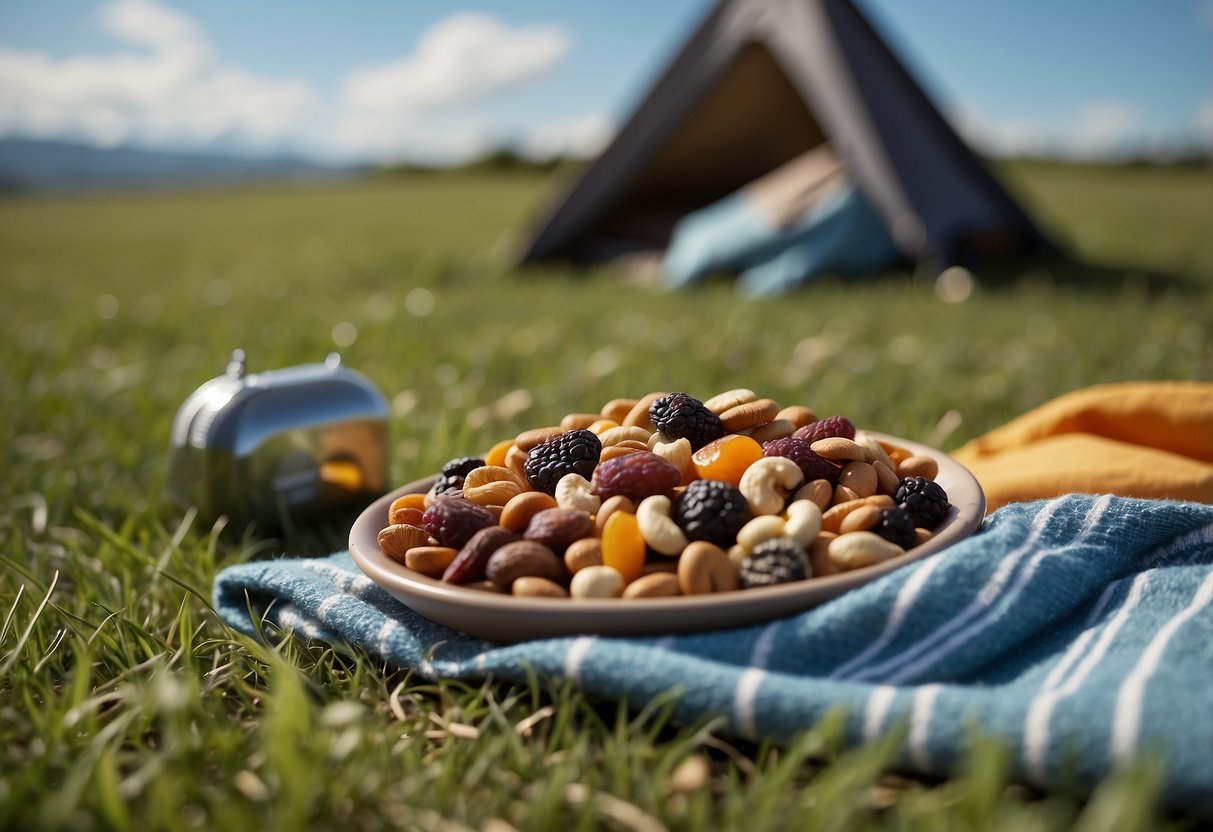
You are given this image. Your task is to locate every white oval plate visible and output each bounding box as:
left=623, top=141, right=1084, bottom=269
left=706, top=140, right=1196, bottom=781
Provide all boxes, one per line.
left=349, top=432, right=985, bottom=642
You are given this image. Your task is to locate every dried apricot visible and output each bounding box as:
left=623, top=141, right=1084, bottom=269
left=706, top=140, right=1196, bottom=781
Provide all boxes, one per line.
left=601, top=510, right=646, bottom=583
left=691, top=434, right=763, bottom=484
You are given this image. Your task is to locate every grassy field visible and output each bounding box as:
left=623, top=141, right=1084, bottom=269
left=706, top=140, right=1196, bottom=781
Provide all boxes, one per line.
left=1, top=161, right=1210, bottom=830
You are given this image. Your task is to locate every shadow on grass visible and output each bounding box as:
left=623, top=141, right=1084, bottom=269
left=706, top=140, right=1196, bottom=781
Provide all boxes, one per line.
left=966, top=252, right=1203, bottom=297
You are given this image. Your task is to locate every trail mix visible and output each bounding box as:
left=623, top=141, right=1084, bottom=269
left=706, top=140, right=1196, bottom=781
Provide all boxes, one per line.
left=377, top=390, right=952, bottom=600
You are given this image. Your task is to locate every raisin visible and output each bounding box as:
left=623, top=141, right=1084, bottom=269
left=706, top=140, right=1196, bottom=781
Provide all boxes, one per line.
left=793, top=415, right=857, bottom=445
left=649, top=392, right=725, bottom=450
left=739, top=538, right=809, bottom=588
left=421, top=496, right=498, bottom=549
left=761, top=436, right=842, bottom=483
left=442, top=525, right=521, bottom=584
left=524, top=507, right=595, bottom=553
left=524, top=429, right=601, bottom=495
left=441, top=456, right=485, bottom=477
left=426, top=473, right=465, bottom=501
left=592, top=451, right=682, bottom=503
left=873, top=506, right=917, bottom=549
left=672, top=479, right=752, bottom=548
left=896, top=476, right=950, bottom=529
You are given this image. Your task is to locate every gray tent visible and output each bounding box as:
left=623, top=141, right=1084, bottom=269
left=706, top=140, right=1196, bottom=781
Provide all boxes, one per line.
left=518, top=0, right=1053, bottom=271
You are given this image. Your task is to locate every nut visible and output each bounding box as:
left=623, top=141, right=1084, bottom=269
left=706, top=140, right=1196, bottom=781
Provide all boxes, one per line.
left=746, top=419, right=795, bottom=444
left=677, top=541, right=739, bottom=594
left=719, top=398, right=780, bottom=432
left=598, top=425, right=653, bottom=448
left=464, top=465, right=527, bottom=491
left=514, top=426, right=564, bottom=452
left=622, top=572, right=681, bottom=599
left=404, top=545, right=458, bottom=578
left=776, top=405, right=817, bottom=428
left=564, top=537, right=603, bottom=574
left=820, top=494, right=896, bottom=533
left=783, top=500, right=822, bottom=547
left=792, top=479, right=834, bottom=511
left=873, top=459, right=901, bottom=495
left=833, top=484, right=862, bottom=505
left=464, top=479, right=523, bottom=507
left=810, top=437, right=867, bottom=463
left=485, top=540, right=566, bottom=590
left=554, top=473, right=601, bottom=515
left=600, top=444, right=647, bottom=462
left=828, top=531, right=904, bottom=570
left=560, top=412, right=600, bottom=431
left=838, top=503, right=884, bottom=534
left=594, top=494, right=636, bottom=534
left=570, top=564, right=626, bottom=598
left=735, top=515, right=786, bottom=553
left=388, top=505, right=425, bottom=527
left=504, top=444, right=530, bottom=481
left=499, top=490, right=559, bottom=532
left=378, top=523, right=435, bottom=561
left=651, top=436, right=694, bottom=482
left=898, top=455, right=940, bottom=481
left=599, top=398, right=637, bottom=423
left=512, top=576, right=569, bottom=598
left=738, top=456, right=804, bottom=515
left=837, top=461, right=878, bottom=498
left=809, top=531, right=840, bottom=577
left=635, top=495, right=689, bottom=556
left=855, top=432, right=897, bottom=471
left=703, top=388, right=756, bottom=414
left=622, top=391, right=669, bottom=429
left=588, top=418, right=621, bottom=436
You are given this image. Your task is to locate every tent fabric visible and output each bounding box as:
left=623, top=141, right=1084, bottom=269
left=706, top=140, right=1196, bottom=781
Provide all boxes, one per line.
left=663, top=182, right=900, bottom=295
left=518, top=0, right=1052, bottom=270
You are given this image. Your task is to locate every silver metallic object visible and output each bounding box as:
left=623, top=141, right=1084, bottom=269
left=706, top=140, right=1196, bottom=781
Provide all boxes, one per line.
left=168, top=349, right=390, bottom=526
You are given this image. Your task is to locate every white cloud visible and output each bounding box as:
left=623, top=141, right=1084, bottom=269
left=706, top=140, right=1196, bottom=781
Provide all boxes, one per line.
left=521, top=112, right=612, bottom=161
left=950, top=98, right=1155, bottom=160
left=335, top=13, right=573, bottom=162
left=0, top=0, right=315, bottom=150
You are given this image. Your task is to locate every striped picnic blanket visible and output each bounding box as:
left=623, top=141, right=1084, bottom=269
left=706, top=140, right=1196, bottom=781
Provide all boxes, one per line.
left=214, top=494, right=1213, bottom=815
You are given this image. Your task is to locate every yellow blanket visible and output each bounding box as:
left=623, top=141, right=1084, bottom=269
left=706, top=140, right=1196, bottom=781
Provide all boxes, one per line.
left=951, top=381, right=1213, bottom=512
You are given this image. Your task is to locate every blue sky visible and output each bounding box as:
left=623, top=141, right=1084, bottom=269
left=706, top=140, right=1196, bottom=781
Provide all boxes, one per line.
left=1, top=0, right=1209, bottom=163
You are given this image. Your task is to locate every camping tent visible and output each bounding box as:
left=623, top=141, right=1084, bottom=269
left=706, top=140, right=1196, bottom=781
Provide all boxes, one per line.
left=517, top=0, right=1053, bottom=274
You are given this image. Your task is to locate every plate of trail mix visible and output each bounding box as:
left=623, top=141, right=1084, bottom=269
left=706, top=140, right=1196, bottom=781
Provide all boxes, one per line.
left=349, top=390, right=985, bottom=642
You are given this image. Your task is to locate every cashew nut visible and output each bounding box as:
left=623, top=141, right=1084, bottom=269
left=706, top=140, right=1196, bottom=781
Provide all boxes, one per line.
left=598, top=425, right=653, bottom=448
left=738, top=456, right=804, bottom=515
left=554, top=473, right=601, bottom=515
left=783, top=500, right=822, bottom=547
left=735, top=515, right=786, bottom=553
left=651, top=436, right=693, bottom=481
left=635, top=495, right=689, bottom=556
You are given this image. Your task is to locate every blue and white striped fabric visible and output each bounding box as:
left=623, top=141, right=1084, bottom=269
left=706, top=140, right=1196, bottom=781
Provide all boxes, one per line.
left=214, top=495, right=1213, bottom=814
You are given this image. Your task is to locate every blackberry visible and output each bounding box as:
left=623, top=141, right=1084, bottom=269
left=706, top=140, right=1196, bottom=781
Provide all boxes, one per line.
left=524, top=429, right=601, bottom=495
left=873, top=506, right=917, bottom=549
left=421, top=496, right=498, bottom=549
left=740, top=538, right=810, bottom=588
left=649, top=392, right=724, bottom=450
left=426, top=473, right=465, bottom=501
left=441, top=456, right=485, bottom=477
left=672, top=479, right=752, bottom=548
left=793, top=415, right=857, bottom=445
left=762, top=436, right=842, bottom=483
left=896, top=476, right=951, bottom=529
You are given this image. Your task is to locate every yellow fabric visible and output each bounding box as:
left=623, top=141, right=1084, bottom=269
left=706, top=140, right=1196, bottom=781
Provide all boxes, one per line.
left=951, top=381, right=1213, bottom=512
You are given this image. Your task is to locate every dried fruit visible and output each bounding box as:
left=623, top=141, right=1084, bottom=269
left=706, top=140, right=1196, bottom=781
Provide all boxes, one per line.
left=601, top=510, right=646, bottom=583
left=794, top=415, right=856, bottom=445
left=443, top=525, right=521, bottom=584
left=873, top=506, right=917, bottom=549
left=761, top=436, right=842, bottom=483
left=524, top=429, right=602, bottom=495
left=592, top=451, right=681, bottom=503
left=421, top=496, right=498, bottom=549
left=426, top=473, right=465, bottom=501
left=739, top=538, right=809, bottom=588
left=672, top=479, right=752, bottom=548
left=649, top=392, right=724, bottom=450
left=441, top=456, right=486, bottom=477
left=895, top=476, right=950, bottom=529
left=691, top=434, right=764, bottom=484
left=524, top=507, right=594, bottom=552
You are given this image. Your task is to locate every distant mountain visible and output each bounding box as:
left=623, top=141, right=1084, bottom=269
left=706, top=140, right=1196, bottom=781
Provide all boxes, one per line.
left=0, top=138, right=355, bottom=193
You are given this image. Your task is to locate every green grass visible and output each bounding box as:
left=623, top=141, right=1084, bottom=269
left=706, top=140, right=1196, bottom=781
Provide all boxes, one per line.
left=2, top=162, right=1211, bottom=830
